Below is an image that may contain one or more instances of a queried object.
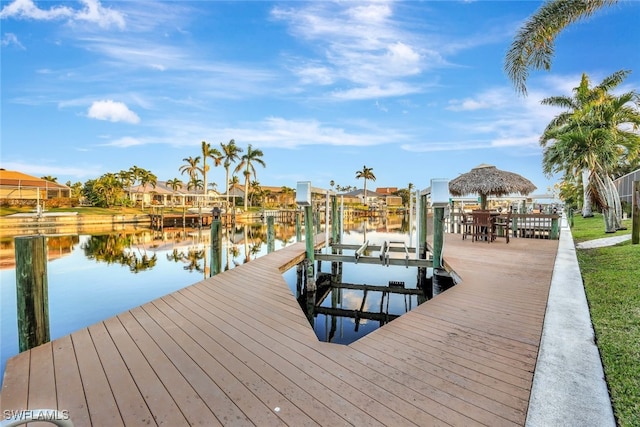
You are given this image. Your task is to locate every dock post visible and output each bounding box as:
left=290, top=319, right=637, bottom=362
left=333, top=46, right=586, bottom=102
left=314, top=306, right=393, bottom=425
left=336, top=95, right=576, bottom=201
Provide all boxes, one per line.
left=550, top=216, right=560, bottom=240
left=304, top=205, right=316, bottom=292
left=15, top=235, right=50, bottom=352
left=210, top=209, right=222, bottom=277
left=267, top=216, right=275, bottom=253
left=296, top=210, right=302, bottom=242
left=331, top=195, right=339, bottom=244
left=432, top=206, right=444, bottom=270
left=420, top=193, right=428, bottom=258
left=632, top=181, right=639, bottom=245
left=296, top=262, right=304, bottom=297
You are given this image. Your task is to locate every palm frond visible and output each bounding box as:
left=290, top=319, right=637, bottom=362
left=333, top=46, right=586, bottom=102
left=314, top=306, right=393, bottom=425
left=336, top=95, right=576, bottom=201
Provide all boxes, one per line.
left=505, top=0, right=619, bottom=95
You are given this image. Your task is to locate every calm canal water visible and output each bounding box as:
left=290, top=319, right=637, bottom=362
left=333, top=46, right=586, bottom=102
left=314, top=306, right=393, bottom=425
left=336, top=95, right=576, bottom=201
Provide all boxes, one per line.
left=1, top=214, right=422, bottom=384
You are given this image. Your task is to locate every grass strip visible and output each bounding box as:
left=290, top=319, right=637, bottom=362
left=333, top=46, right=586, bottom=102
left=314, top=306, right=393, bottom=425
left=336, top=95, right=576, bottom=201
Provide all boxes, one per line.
left=573, top=215, right=639, bottom=426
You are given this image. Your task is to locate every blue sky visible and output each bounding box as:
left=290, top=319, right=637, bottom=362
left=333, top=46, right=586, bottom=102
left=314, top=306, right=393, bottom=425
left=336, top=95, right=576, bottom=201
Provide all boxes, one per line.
left=2, top=0, right=639, bottom=196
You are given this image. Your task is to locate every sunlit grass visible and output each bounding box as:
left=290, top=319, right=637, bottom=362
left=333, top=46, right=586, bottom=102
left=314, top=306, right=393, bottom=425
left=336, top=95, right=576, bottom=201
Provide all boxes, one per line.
left=575, top=219, right=639, bottom=426
left=570, top=212, right=632, bottom=243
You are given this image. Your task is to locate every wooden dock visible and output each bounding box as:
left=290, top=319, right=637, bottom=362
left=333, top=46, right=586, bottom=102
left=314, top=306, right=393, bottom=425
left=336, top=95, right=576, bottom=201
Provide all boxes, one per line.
left=1, top=233, right=559, bottom=426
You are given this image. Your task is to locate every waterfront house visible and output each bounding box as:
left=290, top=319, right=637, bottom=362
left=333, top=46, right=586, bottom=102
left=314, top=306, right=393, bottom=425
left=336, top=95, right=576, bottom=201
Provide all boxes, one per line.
left=0, top=169, right=71, bottom=207
left=127, top=181, right=223, bottom=208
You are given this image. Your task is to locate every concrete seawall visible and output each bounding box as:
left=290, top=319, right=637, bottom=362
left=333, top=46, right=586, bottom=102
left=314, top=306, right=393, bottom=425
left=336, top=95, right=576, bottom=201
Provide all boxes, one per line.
left=0, top=213, right=151, bottom=236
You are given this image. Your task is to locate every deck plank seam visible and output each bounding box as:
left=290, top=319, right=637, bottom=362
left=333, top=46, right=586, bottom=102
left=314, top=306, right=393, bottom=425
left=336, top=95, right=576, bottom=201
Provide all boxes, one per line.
left=167, top=290, right=388, bottom=426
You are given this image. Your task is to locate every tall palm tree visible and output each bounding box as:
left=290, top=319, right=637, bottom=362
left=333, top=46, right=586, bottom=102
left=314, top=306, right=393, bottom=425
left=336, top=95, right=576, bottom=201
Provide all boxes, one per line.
left=180, top=156, right=201, bottom=205
left=138, top=169, right=157, bottom=211
left=541, top=71, right=640, bottom=232
left=505, top=0, right=619, bottom=95
left=234, top=144, right=266, bottom=211
left=201, top=141, right=222, bottom=207
left=220, top=139, right=243, bottom=208
left=166, top=178, right=183, bottom=207
left=179, top=156, right=201, bottom=181
left=40, top=175, right=57, bottom=182
left=541, top=71, right=634, bottom=217
left=355, top=165, right=376, bottom=206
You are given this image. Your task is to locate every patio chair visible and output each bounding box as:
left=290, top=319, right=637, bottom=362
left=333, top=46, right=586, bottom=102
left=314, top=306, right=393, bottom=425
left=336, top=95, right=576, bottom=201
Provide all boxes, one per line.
left=493, top=211, right=512, bottom=243
left=472, top=211, right=494, bottom=243
left=461, top=212, right=474, bottom=240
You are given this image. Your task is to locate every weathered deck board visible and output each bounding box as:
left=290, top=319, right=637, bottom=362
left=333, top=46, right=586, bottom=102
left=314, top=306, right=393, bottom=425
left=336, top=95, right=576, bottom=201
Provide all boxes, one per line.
left=1, top=233, right=559, bottom=426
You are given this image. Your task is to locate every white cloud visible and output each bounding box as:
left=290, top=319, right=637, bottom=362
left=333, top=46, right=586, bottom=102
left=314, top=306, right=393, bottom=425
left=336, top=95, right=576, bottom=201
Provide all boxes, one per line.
left=103, top=136, right=144, bottom=147
left=0, top=0, right=125, bottom=29
left=0, top=0, right=73, bottom=20
left=1, top=32, right=24, bottom=49
left=447, top=88, right=511, bottom=111
left=294, top=64, right=334, bottom=85
left=74, top=0, right=125, bottom=30
left=272, top=2, right=428, bottom=98
left=401, top=140, right=493, bottom=152
left=87, top=100, right=140, bottom=124
left=213, top=116, right=407, bottom=149
left=331, top=82, right=422, bottom=100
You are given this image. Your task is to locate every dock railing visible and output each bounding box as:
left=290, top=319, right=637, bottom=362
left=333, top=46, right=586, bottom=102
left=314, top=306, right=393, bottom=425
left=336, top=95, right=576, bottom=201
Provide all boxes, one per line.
left=447, top=212, right=561, bottom=240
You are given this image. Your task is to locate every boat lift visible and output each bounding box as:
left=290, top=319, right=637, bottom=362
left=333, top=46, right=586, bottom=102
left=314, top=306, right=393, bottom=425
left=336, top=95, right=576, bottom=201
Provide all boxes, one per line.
left=315, top=240, right=432, bottom=268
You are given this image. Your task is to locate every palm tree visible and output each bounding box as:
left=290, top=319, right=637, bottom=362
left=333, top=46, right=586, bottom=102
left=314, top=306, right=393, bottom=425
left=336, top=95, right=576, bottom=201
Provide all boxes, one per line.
left=234, top=144, right=266, bottom=211
left=220, top=139, right=243, bottom=209
left=187, top=177, right=204, bottom=199
left=138, top=170, right=157, bottom=210
left=280, top=186, right=295, bottom=208
left=166, top=178, right=183, bottom=207
left=540, top=70, right=640, bottom=232
left=201, top=141, right=222, bottom=207
left=179, top=156, right=201, bottom=181
left=355, top=165, right=376, bottom=206
left=40, top=175, right=57, bottom=182
left=93, top=173, right=124, bottom=208
left=180, top=156, right=201, bottom=206
left=250, top=180, right=265, bottom=207
left=543, top=71, right=626, bottom=217
left=505, top=0, right=619, bottom=95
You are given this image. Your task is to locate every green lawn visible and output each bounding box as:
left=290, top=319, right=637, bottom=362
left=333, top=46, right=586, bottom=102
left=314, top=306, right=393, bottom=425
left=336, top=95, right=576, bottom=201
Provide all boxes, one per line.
left=573, top=214, right=639, bottom=426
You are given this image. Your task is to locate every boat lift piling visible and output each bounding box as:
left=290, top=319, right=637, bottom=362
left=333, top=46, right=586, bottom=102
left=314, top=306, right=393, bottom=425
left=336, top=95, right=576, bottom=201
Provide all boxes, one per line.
left=293, top=181, right=450, bottom=302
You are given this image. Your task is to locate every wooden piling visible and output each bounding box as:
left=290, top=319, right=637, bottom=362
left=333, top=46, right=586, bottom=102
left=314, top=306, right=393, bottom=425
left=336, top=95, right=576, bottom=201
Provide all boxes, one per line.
left=15, top=235, right=50, bottom=352
left=331, top=196, right=339, bottom=244
left=304, top=205, right=316, bottom=292
left=432, top=206, right=445, bottom=270
left=267, top=216, right=275, bottom=253
left=210, top=218, right=222, bottom=277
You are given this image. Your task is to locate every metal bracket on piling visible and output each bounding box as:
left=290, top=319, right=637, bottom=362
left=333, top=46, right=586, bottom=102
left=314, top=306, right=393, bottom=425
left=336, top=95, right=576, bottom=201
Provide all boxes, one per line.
left=354, top=240, right=369, bottom=264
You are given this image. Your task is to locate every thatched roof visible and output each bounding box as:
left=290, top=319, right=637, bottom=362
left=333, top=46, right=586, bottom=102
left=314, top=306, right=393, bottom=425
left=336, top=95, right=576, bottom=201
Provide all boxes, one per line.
left=448, top=164, right=537, bottom=197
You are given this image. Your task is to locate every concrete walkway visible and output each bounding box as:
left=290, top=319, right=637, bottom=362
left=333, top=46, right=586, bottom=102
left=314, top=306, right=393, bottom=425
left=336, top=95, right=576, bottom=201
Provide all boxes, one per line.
left=526, top=217, right=616, bottom=426
left=576, top=233, right=632, bottom=249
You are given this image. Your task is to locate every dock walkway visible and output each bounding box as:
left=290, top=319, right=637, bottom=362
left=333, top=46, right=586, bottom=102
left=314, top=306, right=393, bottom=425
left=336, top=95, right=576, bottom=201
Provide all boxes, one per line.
left=2, top=234, right=560, bottom=426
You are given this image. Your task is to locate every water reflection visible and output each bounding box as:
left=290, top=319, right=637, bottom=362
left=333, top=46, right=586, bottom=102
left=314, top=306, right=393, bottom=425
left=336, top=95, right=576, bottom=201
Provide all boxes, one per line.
left=81, top=234, right=158, bottom=273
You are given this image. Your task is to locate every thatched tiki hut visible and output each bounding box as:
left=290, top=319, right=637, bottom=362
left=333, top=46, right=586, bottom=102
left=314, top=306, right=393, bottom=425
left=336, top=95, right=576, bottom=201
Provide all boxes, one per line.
left=449, top=164, right=537, bottom=210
